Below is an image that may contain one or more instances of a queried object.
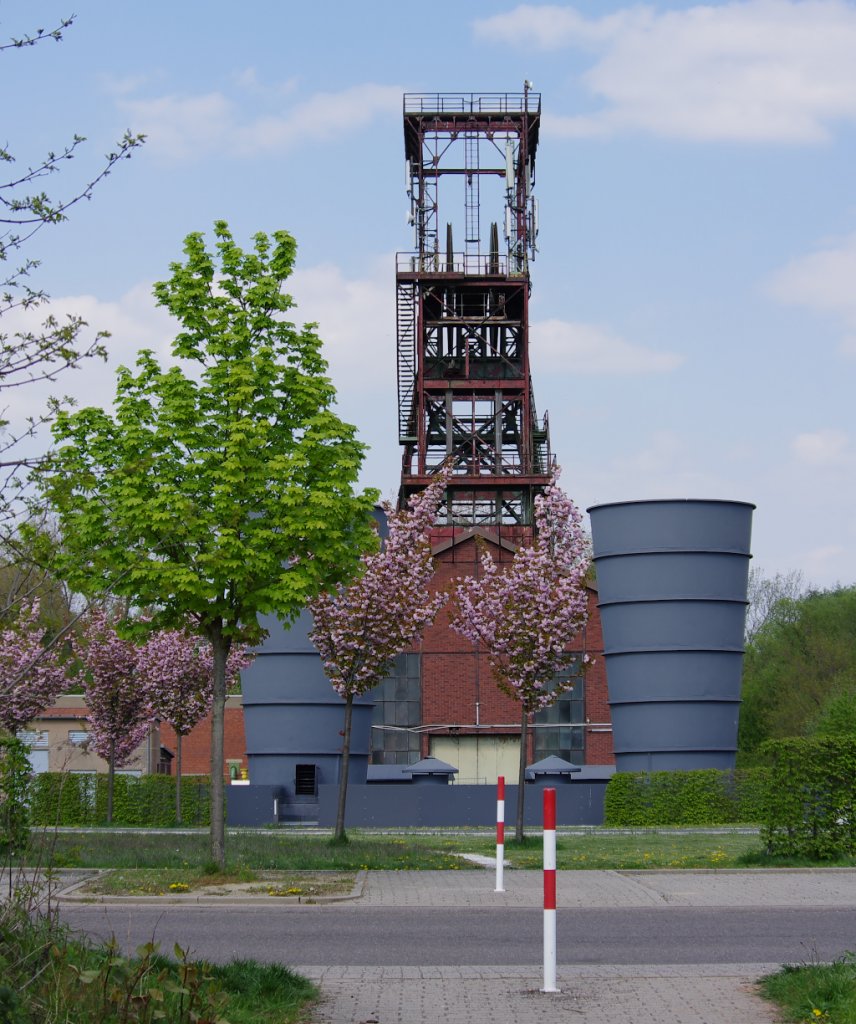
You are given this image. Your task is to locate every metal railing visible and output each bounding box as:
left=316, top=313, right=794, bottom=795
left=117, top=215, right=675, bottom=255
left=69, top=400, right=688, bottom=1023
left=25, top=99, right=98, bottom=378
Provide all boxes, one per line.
left=404, top=92, right=540, bottom=115
left=396, top=251, right=527, bottom=276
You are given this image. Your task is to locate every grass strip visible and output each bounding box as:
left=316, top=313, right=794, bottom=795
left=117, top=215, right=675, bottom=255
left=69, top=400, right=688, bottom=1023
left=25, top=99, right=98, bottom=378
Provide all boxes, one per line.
left=214, top=960, right=318, bottom=1024
left=760, top=956, right=856, bottom=1023
left=20, top=827, right=787, bottom=872
left=78, top=866, right=356, bottom=897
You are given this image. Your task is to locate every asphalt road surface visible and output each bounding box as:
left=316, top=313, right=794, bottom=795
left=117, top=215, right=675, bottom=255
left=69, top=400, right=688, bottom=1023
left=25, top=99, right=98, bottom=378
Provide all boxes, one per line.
left=59, top=904, right=856, bottom=967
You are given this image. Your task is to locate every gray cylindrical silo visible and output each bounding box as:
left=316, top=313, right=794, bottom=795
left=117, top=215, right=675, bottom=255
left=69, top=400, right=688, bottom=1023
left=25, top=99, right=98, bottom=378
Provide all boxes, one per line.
left=587, top=499, right=754, bottom=772
left=242, top=609, right=374, bottom=792
left=241, top=506, right=388, bottom=819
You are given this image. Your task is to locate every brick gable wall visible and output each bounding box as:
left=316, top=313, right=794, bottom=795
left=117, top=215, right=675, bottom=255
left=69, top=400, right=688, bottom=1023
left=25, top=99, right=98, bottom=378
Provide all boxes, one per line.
left=415, top=531, right=613, bottom=764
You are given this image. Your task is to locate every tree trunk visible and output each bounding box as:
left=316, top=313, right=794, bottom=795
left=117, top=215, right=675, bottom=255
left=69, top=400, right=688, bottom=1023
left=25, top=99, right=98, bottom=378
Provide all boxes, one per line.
left=209, top=623, right=229, bottom=870
left=175, top=733, right=183, bottom=826
left=106, top=737, right=115, bottom=825
left=334, top=693, right=354, bottom=841
left=515, top=704, right=529, bottom=842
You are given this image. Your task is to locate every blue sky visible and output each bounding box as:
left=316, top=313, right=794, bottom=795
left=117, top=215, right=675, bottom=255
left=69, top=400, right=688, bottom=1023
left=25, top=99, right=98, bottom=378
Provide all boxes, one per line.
left=4, top=0, right=856, bottom=588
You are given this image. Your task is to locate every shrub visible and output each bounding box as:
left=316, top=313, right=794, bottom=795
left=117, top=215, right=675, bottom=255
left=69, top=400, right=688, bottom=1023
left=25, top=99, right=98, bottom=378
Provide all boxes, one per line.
left=0, top=736, right=31, bottom=855
left=604, top=767, right=769, bottom=827
left=759, top=737, right=856, bottom=859
left=29, top=773, right=211, bottom=828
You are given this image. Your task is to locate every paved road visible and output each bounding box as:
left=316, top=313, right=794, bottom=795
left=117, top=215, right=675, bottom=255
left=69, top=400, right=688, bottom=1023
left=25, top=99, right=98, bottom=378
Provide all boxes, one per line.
left=59, top=903, right=854, bottom=967
left=56, top=869, right=856, bottom=1024
left=58, top=867, right=856, bottom=966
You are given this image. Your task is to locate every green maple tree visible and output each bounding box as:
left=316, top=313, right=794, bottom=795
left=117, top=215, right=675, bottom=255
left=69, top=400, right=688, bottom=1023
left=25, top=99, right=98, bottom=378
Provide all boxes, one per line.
left=38, top=222, right=378, bottom=866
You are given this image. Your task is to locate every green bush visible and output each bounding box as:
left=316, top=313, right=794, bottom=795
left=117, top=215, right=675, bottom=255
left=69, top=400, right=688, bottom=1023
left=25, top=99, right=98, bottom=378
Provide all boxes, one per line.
left=759, top=737, right=856, bottom=859
left=604, top=767, right=769, bottom=826
left=0, top=736, right=32, bottom=854
left=29, top=773, right=211, bottom=828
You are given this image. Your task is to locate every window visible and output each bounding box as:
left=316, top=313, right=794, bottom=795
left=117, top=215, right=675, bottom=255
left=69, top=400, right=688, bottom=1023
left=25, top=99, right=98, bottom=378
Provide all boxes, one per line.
left=17, top=730, right=48, bottom=748
left=533, top=667, right=585, bottom=763
left=369, top=653, right=421, bottom=765
left=68, top=730, right=89, bottom=746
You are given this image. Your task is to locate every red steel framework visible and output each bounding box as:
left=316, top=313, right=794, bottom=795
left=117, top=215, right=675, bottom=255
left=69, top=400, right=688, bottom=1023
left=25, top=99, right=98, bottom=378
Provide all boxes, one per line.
left=396, top=88, right=553, bottom=530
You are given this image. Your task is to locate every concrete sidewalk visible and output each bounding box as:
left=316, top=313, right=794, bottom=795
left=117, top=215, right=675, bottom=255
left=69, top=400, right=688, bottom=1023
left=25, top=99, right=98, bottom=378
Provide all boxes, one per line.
left=299, top=963, right=781, bottom=1023
left=295, top=868, right=856, bottom=1024
left=338, top=864, right=856, bottom=909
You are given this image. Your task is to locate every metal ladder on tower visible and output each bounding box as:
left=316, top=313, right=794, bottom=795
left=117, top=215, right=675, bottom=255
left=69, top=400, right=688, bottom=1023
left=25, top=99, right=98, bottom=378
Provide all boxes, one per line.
left=464, top=131, right=480, bottom=264
left=397, top=280, right=418, bottom=442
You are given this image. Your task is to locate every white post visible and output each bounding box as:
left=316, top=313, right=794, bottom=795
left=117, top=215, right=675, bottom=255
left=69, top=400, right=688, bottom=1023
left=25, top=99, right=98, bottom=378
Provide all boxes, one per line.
left=541, top=787, right=559, bottom=993
left=495, top=775, right=505, bottom=892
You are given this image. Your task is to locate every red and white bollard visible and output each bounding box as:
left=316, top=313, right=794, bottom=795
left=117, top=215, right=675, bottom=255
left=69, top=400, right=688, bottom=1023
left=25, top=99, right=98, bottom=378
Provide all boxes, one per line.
left=541, top=787, right=559, bottom=993
left=495, top=775, right=505, bottom=892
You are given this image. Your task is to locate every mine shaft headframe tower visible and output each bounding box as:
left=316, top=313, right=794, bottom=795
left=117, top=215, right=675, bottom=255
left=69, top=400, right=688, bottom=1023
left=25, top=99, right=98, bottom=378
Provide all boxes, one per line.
left=397, top=87, right=552, bottom=528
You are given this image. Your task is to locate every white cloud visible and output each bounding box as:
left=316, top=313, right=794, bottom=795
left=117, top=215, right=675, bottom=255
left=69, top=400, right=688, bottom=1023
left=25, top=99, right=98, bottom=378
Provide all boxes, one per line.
left=0, top=284, right=174, bottom=461
left=579, top=430, right=736, bottom=507
left=803, top=543, right=848, bottom=581
left=117, top=92, right=237, bottom=161
left=768, top=233, right=856, bottom=353
left=475, top=4, right=648, bottom=49
left=615, top=430, right=689, bottom=476
left=3, top=258, right=396, bottom=411
left=532, top=318, right=684, bottom=374
left=287, top=257, right=400, bottom=493
left=288, top=256, right=396, bottom=391
left=99, top=70, right=167, bottom=97
left=118, top=82, right=402, bottom=161
left=791, top=428, right=853, bottom=467
left=231, top=67, right=299, bottom=98
left=0, top=258, right=402, bottom=493
left=475, top=0, right=856, bottom=142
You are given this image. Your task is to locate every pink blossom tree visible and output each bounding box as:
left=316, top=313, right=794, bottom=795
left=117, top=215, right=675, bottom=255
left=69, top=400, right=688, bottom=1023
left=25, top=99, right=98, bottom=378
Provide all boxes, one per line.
left=309, top=469, right=450, bottom=840
left=139, top=628, right=253, bottom=823
left=0, top=599, right=68, bottom=736
left=449, top=468, right=591, bottom=840
left=72, top=609, right=153, bottom=824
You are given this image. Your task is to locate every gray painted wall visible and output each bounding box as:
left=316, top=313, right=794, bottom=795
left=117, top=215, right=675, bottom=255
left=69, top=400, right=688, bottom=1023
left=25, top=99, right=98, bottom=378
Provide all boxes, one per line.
left=316, top=781, right=608, bottom=827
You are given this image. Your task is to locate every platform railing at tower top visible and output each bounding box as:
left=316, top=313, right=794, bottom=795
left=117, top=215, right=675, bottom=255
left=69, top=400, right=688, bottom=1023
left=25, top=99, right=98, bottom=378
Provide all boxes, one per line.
left=403, top=92, right=540, bottom=115
left=396, top=251, right=528, bottom=276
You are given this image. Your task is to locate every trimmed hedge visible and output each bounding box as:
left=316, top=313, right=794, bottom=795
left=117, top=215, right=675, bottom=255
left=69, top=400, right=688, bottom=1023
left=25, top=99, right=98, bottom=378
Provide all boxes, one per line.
left=759, top=737, right=856, bottom=859
left=29, top=773, right=211, bottom=828
left=604, top=767, right=770, bottom=827
left=1, top=736, right=32, bottom=853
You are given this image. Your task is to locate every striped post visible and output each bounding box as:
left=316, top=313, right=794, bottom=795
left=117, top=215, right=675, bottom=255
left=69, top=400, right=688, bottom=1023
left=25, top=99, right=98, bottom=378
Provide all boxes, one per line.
left=495, top=775, right=505, bottom=892
left=541, top=787, right=559, bottom=993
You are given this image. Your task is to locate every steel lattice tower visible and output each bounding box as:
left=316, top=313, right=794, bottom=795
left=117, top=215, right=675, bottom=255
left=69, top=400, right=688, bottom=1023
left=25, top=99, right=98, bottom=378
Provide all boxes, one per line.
left=396, top=88, right=552, bottom=530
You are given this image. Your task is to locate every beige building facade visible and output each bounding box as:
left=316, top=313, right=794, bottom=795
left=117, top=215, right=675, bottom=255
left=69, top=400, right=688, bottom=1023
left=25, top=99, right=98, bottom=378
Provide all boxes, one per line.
left=20, top=695, right=160, bottom=776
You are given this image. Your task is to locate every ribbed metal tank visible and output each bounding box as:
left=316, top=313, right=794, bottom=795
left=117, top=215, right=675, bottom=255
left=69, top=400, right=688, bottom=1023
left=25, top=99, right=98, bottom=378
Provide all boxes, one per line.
left=241, top=609, right=374, bottom=792
left=587, top=499, right=755, bottom=772
left=240, top=507, right=387, bottom=818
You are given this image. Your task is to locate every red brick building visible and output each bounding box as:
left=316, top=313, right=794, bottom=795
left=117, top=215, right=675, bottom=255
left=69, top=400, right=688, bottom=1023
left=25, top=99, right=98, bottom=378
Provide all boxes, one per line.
left=366, top=529, right=613, bottom=780
left=158, top=695, right=248, bottom=778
